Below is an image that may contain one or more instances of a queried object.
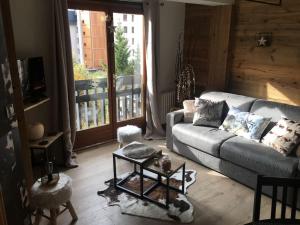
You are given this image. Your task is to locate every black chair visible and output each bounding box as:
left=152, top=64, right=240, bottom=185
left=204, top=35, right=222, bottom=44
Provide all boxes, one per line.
left=246, top=175, right=300, bottom=225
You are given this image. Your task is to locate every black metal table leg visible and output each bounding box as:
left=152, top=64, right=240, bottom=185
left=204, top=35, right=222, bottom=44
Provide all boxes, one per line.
left=140, top=166, right=144, bottom=198
left=113, top=155, right=117, bottom=188
left=134, top=163, right=137, bottom=173
left=182, top=163, right=185, bottom=194
left=166, top=177, right=170, bottom=208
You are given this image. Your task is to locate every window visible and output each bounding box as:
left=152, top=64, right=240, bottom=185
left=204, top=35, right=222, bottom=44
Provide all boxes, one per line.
left=123, top=14, right=127, bottom=21
left=132, top=15, right=134, bottom=22
left=124, top=26, right=127, bottom=33
left=132, top=27, right=134, bottom=33
left=132, top=38, right=134, bottom=45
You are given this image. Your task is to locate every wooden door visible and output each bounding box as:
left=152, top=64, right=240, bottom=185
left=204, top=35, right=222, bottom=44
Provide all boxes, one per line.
left=68, top=1, right=145, bottom=149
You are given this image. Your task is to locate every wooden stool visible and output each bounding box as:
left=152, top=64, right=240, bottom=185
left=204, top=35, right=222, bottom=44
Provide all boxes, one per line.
left=31, top=173, right=78, bottom=225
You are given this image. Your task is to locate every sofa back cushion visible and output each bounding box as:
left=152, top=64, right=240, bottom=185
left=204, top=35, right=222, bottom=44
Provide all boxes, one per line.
left=250, top=100, right=300, bottom=123
left=200, top=91, right=257, bottom=112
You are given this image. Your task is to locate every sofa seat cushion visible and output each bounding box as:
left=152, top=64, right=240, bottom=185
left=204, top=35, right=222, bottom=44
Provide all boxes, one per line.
left=172, top=123, right=235, bottom=157
left=220, top=136, right=299, bottom=177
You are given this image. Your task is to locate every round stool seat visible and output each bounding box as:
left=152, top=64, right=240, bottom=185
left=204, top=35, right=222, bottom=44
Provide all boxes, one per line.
left=31, top=173, right=72, bottom=209
left=117, top=125, right=142, bottom=147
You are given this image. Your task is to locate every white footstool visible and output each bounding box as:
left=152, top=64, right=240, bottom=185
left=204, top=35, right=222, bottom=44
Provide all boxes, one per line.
left=117, top=125, right=142, bottom=148
left=31, top=173, right=78, bottom=225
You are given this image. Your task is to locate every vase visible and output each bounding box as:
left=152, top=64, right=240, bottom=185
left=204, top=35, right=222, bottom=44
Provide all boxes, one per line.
left=27, top=122, right=44, bottom=141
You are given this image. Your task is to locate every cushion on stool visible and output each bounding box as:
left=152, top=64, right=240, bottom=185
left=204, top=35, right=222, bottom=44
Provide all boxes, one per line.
left=117, top=125, right=142, bottom=144
left=31, top=173, right=72, bottom=209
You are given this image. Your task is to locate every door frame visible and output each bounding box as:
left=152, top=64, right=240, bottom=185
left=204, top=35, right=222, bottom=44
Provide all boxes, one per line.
left=68, top=0, right=146, bottom=149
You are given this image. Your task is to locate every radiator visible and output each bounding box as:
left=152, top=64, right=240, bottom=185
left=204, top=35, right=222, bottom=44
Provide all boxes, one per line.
left=159, top=91, right=176, bottom=124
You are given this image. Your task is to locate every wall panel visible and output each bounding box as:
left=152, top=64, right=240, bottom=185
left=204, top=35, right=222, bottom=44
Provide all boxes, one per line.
left=229, top=0, right=300, bottom=105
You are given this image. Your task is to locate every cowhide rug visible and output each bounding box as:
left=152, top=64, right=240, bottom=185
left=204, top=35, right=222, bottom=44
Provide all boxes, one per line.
left=97, top=170, right=196, bottom=223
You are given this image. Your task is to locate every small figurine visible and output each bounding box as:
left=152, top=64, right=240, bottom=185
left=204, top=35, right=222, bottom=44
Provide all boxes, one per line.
left=162, top=155, right=171, bottom=172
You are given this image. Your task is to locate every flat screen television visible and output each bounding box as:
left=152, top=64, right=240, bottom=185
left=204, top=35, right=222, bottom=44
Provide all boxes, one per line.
left=18, top=57, right=46, bottom=101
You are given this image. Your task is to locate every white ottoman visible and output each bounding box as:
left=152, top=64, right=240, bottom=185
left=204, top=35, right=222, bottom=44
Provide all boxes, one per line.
left=31, top=173, right=77, bottom=225
left=117, top=125, right=142, bottom=148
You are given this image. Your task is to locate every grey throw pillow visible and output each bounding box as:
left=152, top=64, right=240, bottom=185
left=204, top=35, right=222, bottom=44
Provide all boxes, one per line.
left=193, top=99, right=225, bottom=127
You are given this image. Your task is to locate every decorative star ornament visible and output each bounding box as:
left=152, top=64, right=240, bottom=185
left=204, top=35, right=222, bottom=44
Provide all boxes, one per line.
left=258, top=36, right=267, bottom=47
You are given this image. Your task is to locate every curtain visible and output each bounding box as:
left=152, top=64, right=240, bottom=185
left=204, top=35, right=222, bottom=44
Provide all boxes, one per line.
left=50, top=0, right=77, bottom=167
left=143, top=0, right=165, bottom=140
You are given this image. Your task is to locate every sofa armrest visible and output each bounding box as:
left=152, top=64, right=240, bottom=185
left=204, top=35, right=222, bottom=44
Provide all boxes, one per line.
left=166, top=109, right=184, bottom=150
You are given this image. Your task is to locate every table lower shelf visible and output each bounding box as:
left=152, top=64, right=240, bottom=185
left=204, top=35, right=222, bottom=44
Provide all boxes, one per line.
left=115, top=171, right=184, bottom=208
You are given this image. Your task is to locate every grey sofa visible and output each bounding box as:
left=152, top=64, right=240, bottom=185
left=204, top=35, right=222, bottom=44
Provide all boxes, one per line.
left=166, top=91, right=300, bottom=204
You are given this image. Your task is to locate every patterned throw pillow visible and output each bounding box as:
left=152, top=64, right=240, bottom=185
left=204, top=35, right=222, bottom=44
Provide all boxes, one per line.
left=219, top=107, right=248, bottom=136
left=243, top=113, right=271, bottom=141
left=183, top=100, right=196, bottom=123
left=262, top=117, right=300, bottom=156
left=193, top=99, right=225, bottom=127
left=220, top=107, right=271, bottom=141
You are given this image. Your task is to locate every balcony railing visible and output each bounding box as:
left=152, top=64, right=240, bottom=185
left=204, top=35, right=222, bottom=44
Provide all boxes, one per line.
left=75, top=75, right=142, bottom=131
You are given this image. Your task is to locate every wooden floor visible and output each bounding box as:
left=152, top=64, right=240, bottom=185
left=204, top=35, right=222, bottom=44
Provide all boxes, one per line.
left=38, top=140, right=297, bottom=225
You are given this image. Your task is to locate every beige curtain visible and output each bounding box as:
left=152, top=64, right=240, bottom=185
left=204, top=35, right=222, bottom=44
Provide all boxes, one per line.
left=50, top=0, right=77, bottom=167
left=143, top=0, right=165, bottom=139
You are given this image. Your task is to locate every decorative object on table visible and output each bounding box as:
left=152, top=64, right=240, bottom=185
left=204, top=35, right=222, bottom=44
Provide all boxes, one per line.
left=153, top=157, right=160, bottom=167
left=27, top=122, right=45, bottom=141
left=256, top=32, right=272, bottom=47
left=40, top=173, right=60, bottom=186
left=122, top=142, right=156, bottom=159
left=161, top=155, right=171, bottom=172
left=39, top=161, right=60, bottom=186
left=262, top=117, right=300, bottom=156
left=183, top=99, right=196, bottom=123
left=193, top=98, right=226, bottom=127
left=31, top=173, right=78, bottom=225
left=117, top=125, right=142, bottom=148
left=176, top=64, right=196, bottom=107
left=98, top=169, right=196, bottom=223
left=246, top=0, right=281, bottom=6
left=46, top=161, right=54, bottom=181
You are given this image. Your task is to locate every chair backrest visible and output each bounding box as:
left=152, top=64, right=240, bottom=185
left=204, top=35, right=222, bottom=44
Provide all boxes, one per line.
left=253, top=175, right=300, bottom=222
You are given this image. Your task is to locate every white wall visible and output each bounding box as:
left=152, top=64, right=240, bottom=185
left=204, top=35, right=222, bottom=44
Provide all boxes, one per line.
left=9, top=0, right=51, bottom=131
left=158, top=1, right=185, bottom=94
left=9, top=0, right=51, bottom=79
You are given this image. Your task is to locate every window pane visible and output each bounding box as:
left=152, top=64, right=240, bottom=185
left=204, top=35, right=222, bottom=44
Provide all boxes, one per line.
left=113, top=13, right=144, bottom=122
left=68, top=9, right=110, bottom=131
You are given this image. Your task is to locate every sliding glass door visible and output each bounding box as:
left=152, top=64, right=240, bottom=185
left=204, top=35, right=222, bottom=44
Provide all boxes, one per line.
left=113, top=12, right=145, bottom=124
left=68, top=2, right=145, bottom=149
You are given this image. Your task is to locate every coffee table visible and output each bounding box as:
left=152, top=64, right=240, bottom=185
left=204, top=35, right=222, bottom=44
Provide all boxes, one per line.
left=112, top=148, right=185, bottom=208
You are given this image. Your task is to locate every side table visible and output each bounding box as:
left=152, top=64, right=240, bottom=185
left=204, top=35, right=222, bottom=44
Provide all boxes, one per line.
left=31, top=173, right=78, bottom=225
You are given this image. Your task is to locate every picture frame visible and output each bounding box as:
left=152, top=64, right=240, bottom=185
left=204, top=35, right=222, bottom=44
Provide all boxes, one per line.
left=246, top=0, right=281, bottom=6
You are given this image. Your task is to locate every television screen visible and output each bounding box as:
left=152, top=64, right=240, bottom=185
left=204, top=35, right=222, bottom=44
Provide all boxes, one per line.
left=18, top=57, right=46, bottom=100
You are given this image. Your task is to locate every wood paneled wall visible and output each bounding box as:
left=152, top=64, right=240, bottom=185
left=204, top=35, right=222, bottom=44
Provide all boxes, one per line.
left=183, top=4, right=232, bottom=95
left=229, top=0, right=300, bottom=105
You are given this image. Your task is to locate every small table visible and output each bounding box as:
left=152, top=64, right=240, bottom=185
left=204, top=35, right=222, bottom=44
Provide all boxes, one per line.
left=113, top=148, right=185, bottom=208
